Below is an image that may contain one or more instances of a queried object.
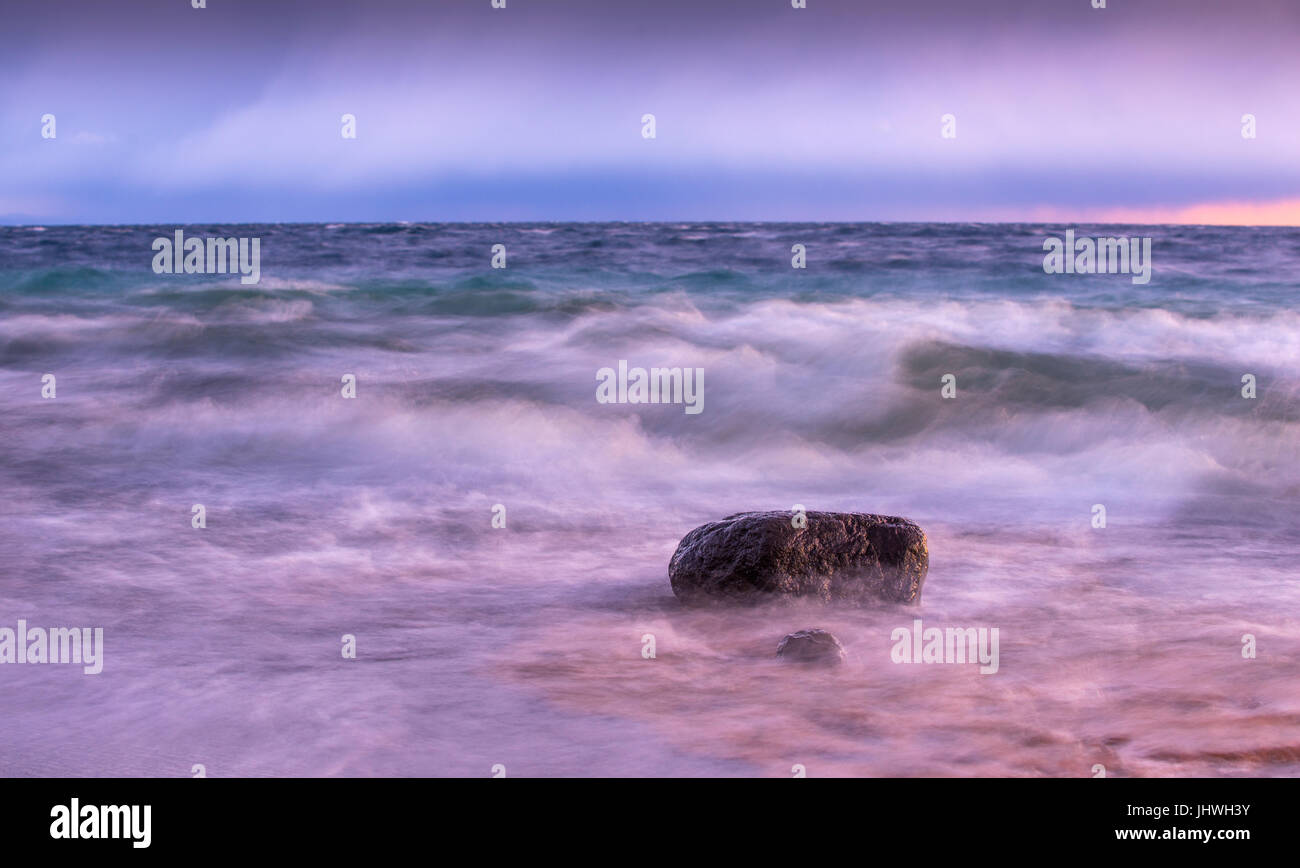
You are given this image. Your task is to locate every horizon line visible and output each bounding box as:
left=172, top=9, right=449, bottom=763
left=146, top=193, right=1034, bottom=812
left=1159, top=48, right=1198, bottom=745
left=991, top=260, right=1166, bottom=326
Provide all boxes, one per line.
left=4, top=219, right=1299, bottom=229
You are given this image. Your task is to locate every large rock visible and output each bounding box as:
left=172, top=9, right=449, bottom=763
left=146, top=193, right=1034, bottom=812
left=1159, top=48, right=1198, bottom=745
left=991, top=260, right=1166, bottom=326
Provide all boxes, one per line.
left=669, top=510, right=928, bottom=605
left=777, top=628, right=845, bottom=665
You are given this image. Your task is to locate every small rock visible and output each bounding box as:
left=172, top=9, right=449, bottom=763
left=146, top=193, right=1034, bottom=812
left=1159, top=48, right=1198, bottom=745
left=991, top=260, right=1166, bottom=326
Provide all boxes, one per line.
left=777, top=628, right=845, bottom=665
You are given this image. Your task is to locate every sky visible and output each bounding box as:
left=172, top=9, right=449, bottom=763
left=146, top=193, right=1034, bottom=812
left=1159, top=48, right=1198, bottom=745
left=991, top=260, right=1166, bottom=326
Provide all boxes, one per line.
left=2, top=0, right=1299, bottom=224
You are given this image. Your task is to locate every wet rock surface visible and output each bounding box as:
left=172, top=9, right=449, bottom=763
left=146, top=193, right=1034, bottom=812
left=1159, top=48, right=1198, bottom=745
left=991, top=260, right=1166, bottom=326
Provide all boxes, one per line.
left=776, top=628, right=846, bottom=665
left=669, top=510, right=929, bottom=605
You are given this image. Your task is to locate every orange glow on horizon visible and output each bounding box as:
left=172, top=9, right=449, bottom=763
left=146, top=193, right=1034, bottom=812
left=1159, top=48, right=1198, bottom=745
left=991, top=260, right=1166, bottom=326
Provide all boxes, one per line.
left=1022, top=198, right=1300, bottom=227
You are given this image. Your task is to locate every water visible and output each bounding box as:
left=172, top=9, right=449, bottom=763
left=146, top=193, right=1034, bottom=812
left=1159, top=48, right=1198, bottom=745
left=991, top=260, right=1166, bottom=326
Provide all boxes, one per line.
left=1, top=222, right=1297, bottom=777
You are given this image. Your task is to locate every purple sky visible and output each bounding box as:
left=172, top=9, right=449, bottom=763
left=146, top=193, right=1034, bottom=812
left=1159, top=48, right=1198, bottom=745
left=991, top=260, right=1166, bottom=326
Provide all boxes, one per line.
left=3, top=0, right=1299, bottom=223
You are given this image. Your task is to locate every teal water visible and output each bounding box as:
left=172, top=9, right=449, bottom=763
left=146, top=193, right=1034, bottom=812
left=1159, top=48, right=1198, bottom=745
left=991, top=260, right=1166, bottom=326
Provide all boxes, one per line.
left=0, top=223, right=1297, bottom=776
